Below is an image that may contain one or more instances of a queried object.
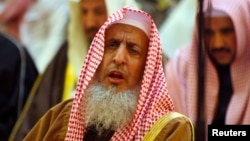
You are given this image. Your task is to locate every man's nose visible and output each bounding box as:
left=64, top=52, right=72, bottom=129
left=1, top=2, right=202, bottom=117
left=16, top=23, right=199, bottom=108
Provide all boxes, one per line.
left=85, top=13, right=98, bottom=28
left=213, top=33, right=224, bottom=48
left=113, top=45, right=126, bottom=65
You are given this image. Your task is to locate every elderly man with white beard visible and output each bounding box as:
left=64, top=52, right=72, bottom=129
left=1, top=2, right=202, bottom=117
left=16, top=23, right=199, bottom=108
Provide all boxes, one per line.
left=23, top=6, right=194, bottom=141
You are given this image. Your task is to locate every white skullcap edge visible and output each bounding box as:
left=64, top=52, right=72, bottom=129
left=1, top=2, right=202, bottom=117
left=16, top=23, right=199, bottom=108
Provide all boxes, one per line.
left=204, top=9, right=229, bottom=17
left=113, top=10, right=151, bottom=37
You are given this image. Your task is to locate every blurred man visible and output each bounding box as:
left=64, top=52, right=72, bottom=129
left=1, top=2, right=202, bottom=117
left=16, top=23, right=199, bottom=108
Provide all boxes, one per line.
left=165, top=0, right=250, bottom=139
left=9, top=0, right=108, bottom=140
left=0, top=33, right=38, bottom=141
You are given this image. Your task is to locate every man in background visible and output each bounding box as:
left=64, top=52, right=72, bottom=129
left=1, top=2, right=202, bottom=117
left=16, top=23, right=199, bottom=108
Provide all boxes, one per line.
left=165, top=0, right=250, bottom=139
left=0, top=33, right=38, bottom=141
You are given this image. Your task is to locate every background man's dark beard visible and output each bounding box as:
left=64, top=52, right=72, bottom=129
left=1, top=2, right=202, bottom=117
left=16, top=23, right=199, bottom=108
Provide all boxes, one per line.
left=84, top=83, right=139, bottom=134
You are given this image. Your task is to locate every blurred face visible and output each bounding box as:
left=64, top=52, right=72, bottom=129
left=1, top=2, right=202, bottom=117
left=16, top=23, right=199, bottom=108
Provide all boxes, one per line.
left=94, top=23, right=149, bottom=92
left=81, top=0, right=107, bottom=43
left=204, top=17, right=236, bottom=66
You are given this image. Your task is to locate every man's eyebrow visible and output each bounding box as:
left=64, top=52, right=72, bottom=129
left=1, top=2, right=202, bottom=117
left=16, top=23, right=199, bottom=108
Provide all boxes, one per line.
left=105, top=38, right=120, bottom=42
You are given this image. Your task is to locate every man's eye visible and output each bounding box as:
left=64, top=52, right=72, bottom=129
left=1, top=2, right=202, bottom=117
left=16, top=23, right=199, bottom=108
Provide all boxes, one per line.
left=107, top=41, right=119, bottom=49
left=129, top=46, right=141, bottom=55
left=110, top=43, right=117, bottom=48
left=131, top=48, right=139, bottom=54
left=204, top=30, right=213, bottom=37
left=81, top=9, right=87, bottom=15
left=222, top=28, right=234, bottom=35
left=95, top=9, right=106, bottom=16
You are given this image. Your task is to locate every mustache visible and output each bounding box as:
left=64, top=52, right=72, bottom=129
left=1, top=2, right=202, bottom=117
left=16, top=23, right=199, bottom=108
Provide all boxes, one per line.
left=86, top=27, right=100, bottom=33
left=210, top=47, right=231, bottom=53
left=106, top=64, right=127, bottom=76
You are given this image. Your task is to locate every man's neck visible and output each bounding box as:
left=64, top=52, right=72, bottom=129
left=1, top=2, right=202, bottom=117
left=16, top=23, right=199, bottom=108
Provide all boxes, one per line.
left=84, top=125, right=115, bottom=141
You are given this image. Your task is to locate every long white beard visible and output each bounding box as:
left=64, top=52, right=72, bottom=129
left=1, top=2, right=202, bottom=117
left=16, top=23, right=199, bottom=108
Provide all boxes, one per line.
left=84, top=84, right=139, bottom=134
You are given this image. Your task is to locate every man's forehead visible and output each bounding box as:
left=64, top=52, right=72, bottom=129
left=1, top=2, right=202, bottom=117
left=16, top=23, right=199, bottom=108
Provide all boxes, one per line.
left=81, top=0, right=105, bottom=7
left=107, top=23, right=146, bottom=33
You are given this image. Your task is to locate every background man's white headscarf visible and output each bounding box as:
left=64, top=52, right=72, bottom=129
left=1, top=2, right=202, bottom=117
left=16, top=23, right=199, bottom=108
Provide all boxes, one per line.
left=20, top=0, right=69, bottom=73
left=65, top=6, right=174, bottom=141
